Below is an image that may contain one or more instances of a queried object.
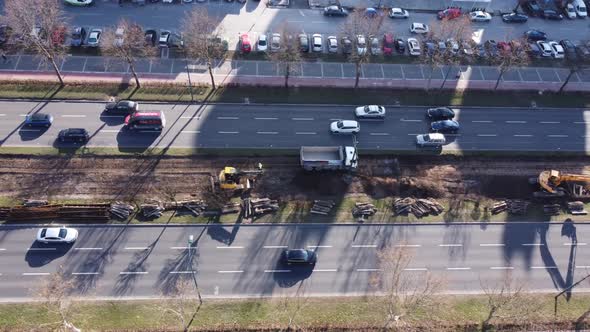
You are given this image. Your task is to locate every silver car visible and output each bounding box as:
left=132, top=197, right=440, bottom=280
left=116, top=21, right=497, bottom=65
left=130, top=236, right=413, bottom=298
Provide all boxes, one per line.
left=327, top=35, right=338, bottom=53
left=36, top=227, right=78, bottom=244
left=87, top=28, right=102, bottom=48
left=355, top=105, right=386, bottom=119
left=312, top=34, right=323, bottom=52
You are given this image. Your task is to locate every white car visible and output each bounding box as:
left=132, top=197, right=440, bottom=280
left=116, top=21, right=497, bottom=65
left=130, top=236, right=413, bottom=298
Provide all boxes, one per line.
left=356, top=35, right=367, bottom=55
left=407, top=38, right=421, bottom=56
left=355, top=105, right=386, bottom=119
left=271, top=33, right=281, bottom=52
left=36, top=227, right=78, bottom=244
left=447, top=38, right=459, bottom=54
left=257, top=34, right=268, bottom=52
left=470, top=11, right=492, bottom=22
left=389, top=8, right=409, bottom=18
left=312, top=34, right=323, bottom=52
left=416, top=133, right=446, bottom=147
left=566, top=3, right=577, bottom=18
left=410, top=22, right=429, bottom=34
left=114, top=27, right=125, bottom=47
left=549, top=41, right=565, bottom=59
left=159, top=30, right=171, bottom=48
left=87, top=28, right=102, bottom=48
left=370, top=36, right=380, bottom=55
left=537, top=41, right=552, bottom=57
left=330, top=120, right=360, bottom=134
left=327, top=36, right=338, bottom=53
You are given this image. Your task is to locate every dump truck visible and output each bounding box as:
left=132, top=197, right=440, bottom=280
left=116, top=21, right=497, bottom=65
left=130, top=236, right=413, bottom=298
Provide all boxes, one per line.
left=300, top=146, right=358, bottom=171
left=535, top=169, right=590, bottom=199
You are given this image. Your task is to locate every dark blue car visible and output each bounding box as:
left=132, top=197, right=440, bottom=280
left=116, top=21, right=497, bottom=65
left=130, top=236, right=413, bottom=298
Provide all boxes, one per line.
left=502, top=12, right=528, bottom=22
left=431, top=120, right=460, bottom=133
left=24, top=113, right=53, bottom=127
left=524, top=29, right=547, bottom=41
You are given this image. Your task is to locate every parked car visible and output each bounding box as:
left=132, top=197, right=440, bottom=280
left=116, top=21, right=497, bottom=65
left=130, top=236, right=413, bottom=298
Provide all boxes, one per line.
left=341, top=36, right=352, bottom=54
left=573, top=0, right=587, bottom=17
left=282, top=249, right=317, bottom=265
left=524, top=0, right=542, bottom=16
left=408, top=38, right=421, bottom=56
left=114, top=27, right=125, bottom=47
left=167, top=32, right=183, bottom=48
left=327, top=35, right=338, bottom=53
left=447, top=38, right=459, bottom=54
left=470, top=11, right=492, bottom=21
left=24, top=113, right=53, bottom=127
left=524, top=29, right=546, bottom=41
left=383, top=33, right=394, bottom=55
left=36, top=226, right=78, bottom=244
left=58, top=128, right=89, bottom=143
left=64, top=0, right=93, bottom=6
left=312, top=34, right=323, bottom=52
left=431, top=120, right=460, bottom=133
left=364, top=7, right=379, bottom=18
left=394, top=38, right=405, bottom=53
left=461, top=40, right=475, bottom=56
left=355, top=105, right=386, bottom=119
left=86, top=28, right=102, bottom=47
left=560, top=39, right=578, bottom=61
left=502, top=12, right=528, bottom=22
left=70, top=27, right=86, bottom=47
left=356, top=35, right=367, bottom=55
left=104, top=100, right=138, bottom=114
left=389, top=7, right=409, bottom=18
left=270, top=33, right=281, bottom=52
left=144, top=29, right=157, bottom=47
left=537, top=40, right=553, bottom=57
left=541, top=9, right=563, bottom=20
left=257, top=34, right=268, bottom=52
left=424, top=40, right=436, bottom=55
left=565, top=3, right=578, bottom=18
left=438, top=7, right=461, bottom=20
left=575, top=42, right=590, bottom=60
left=298, top=33, right=309, bottom=52
left=323, top=5, right=348, bottom=16
left=410, top=22, right=429, bottom=34
left=159, top=30, right=171, bottom=48
left=330, top=120, right=360, bottom=134
left=427, top=107, right=455, bottom=120
left=370, top=36, right=380, bottom=55
left=549, top=41, right=565, bottom=58
left=239, top=33, right=251, bottom=53
left=528, top=42, right=542, bottom=57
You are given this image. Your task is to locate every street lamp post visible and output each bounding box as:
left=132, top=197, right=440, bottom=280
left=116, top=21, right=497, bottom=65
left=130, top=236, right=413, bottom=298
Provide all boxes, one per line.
left=188, top=235, right=202, bottom=305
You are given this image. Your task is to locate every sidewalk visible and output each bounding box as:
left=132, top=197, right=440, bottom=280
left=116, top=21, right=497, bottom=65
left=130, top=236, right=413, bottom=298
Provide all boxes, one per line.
left=0, top=54, right=589, bottom=92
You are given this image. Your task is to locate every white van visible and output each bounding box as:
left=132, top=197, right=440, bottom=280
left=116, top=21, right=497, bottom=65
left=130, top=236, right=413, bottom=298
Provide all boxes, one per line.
left=574, top=0, right=587, bottom=17
left=416, top=133, right=446, bottom=147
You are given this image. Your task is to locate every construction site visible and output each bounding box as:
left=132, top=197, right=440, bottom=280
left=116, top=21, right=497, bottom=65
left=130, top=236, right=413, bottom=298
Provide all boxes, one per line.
left=0, top=154, right=590, bottom=224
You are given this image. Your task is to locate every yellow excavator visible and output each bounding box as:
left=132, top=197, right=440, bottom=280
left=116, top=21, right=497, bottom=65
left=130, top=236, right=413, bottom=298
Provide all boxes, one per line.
left=537, top=170, right=590, bottom=199
left=217, top=163, right=264, bottom=190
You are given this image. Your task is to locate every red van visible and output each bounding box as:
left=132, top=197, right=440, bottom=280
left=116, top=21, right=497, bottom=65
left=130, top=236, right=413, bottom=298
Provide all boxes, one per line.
left=124, top=111, right=166, bottom=131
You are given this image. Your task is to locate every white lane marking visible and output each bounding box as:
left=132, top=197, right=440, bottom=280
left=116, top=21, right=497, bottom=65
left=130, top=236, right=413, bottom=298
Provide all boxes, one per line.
left=100, top=130, right=120, bottom=133
left=180, top=116, right=197, bottom=119
left=531, top=266, right=558, bottom=269
left=540, top=121, right=560, bottom=124
left=169, top=271, right=196, bottom=274
left=295, top=132, right=316, bottom=135
left=522, top=243, right=544, bottom=246
left=547, top=135, right=568, bottom=138
left=395, top=244, right=421, bottom=247
left=370, top=133, right=389, bottom=136
left=439, top=244, right=463, bottom=247
left=254, top=117, right=278, bottom=120
left=357, top=268, right=381, bottom=272
left=181, top=130, right=200, bottom=134
left=218, top=270, right=244, bottom=273
left=292, top=117, right=314, bottom=121
left=480, top=243, right=505, bottom=247
left=28, top=248, right=57, bottom=251
left=23, top=272, right=51, bottom=276
left=564, top=242, right=587, bottom=246
left=264, top=269, right=291, bottom=273
left=313, top=269, right=338, bottom=272
left=263, top=245, right=288, bottom=249
left=119, top=271, right=148, bottom=275
left=74, top=247, right=103, bottom=251
left=307, top=245, right=332, bottom=248
left=352, top=244, right=378, bottom=248
left=170, top=246, right=194, bottom=250
left=61, top=115, right=87, bottom=118
left=514, top=134, right=533, bottom=137
left=490, top=266, right=514, bottom=270
left=407, top=133, right=421, bottom=136
left=216, top=246, right=244, bottom=249
left=400, top=119, right=422, bottom=122
left=574, top=121, right=590, bottom=124
left=477, top=134, right=497, bottom=137
left=124, top=247, right=151, bottom=250
left=576, top=266, right=590, bottom=269
left=506, top=120, right=527, bottom=123
left=19, top=114, right=28, bottom=117
left=257, top=131, right=278, bottom=135
left=217, top=116, right=239, bottom=120
left=72, top=272, right=100, bottom=275
left=0, top=114, right=5, bottom=116
left=447, top=267, right=471, bottom=270
left=329, top=118, right=341, bottom=121
left=0, top=248, right=6, bottom=251
left=404, top=268, right=428, bottom=271
left=218, top=131, right=239, bottom=134
left=472, top=120, right=493, bottom=123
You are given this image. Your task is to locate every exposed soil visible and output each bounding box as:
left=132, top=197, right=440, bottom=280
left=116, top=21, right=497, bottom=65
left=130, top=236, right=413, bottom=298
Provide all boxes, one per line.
left=0, top=155, right=589, bottom=205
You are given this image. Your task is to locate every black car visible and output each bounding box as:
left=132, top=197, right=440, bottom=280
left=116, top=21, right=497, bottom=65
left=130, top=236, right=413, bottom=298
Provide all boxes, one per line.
left=298, top=34, right=309, bottom=52
left=323, top=5, right=348, bottom=16
left=70, top=27, right=86, bottom=47
left=560, top=40, right=578, bottom=61
left=541, top=9, right=563, bottom=20
left=502, top=12, right=528, bottom=22
left=145, top=29, right=157, bottom=47
left=341, top=36, right=352, bottom=54
left=104, top=100, right=138, bottom=114
left=485, top=40, right=499, bottom=57
left=282, top=249, right=317, bottom=265
left=524, top=0, right=542, bottom=16
left=58, top=128, right=89, bottom=143
left=427, top=107, right=455, bottom=120
left=0, top=25, right=13, bottom=45
left=575, top=43, right=590, bottom=60
left=431, top=120, right=460, bottom=133
left=524, top=29, right=547, bottom=41
left=394, top=38, right=405, bottom=53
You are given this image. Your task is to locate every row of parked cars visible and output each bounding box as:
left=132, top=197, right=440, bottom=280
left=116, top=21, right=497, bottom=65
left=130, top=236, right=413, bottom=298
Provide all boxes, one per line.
left=522, top=0, right=587, bottom=19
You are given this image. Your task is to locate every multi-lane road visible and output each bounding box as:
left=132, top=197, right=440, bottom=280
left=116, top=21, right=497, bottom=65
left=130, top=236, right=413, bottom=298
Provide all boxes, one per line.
left=0, top=222, right=587, bottom=300
left=0, top=101, right=589, bottom=152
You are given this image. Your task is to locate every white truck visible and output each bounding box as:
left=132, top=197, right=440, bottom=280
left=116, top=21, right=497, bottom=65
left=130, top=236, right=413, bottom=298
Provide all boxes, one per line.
left=300, top=146, right=358, bottom=171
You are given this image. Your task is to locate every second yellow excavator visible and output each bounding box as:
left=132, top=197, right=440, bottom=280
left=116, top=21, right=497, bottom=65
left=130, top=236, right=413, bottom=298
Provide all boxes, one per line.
left=537, top=170, right=590, bottom=199
left=217, top=163, right=264, bottom=191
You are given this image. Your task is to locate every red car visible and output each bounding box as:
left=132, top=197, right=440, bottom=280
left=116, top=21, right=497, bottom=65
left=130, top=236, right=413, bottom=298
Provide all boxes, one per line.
left=497, top=41, right=512, bottom=54
left=437, top=7, right=461, bottom=20
left=239, top=33, right=251, bottom=54
left=50, top=26, right=67, bottom=47
left=382, top=33, right=394, bottom=56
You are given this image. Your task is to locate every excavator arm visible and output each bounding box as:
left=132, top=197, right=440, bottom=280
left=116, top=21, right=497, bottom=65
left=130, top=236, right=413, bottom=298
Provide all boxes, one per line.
left=538, top=170, right=590, bottom=193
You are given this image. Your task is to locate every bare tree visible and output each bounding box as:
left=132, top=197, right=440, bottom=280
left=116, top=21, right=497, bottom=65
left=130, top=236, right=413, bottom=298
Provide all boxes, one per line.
left=276, top=282, right=310, bottom=331
left=101, top=19, right=157, bottom=89
left=558, top=48, right=587, bottom=93
left=2, top=0, right=68, bottom=86
left=34, top=266, right=79, bottom=331
left=268, top=26, right=302, bottom=88
left=488, top=36, right=530, bottom=90
left=181, top=8, right=226, bottom=90
left=341, top=10, right=383, bottom=89
left=162, top=278, right=202, bottom=332
left=372, top=245, right=444, bottom=329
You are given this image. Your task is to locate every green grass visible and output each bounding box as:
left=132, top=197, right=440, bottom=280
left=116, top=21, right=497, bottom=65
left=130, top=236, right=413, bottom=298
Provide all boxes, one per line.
left=0, top=294, right=588, bottom=331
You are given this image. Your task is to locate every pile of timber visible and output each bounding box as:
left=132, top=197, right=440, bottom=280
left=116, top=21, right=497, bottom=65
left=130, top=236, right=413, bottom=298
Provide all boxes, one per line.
left=393, top=197, right=444, bottom=218
left=140, top=202, right=164, bottom=219
left=0, top=207, right=9, bottom=219
left=352, top=202, right=376, bottom=218
left=543, top=204, right=561, bottom=215
left=491, top=200, right=529, bottom=215
left=310, top=200, right=335, bottom=215
left=242, top=198, right=279, bottom=219
left=568, top=201, right=587, bottom=215
left=163, top=200, right=208, bottom=216
left=6, top=204, right=110, bottom=222
left=110, top=202, right=135, bottom=220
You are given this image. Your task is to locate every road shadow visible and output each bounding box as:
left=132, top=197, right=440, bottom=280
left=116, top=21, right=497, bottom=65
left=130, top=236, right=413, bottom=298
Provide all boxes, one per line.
left=539, top=219, right=578, bottom=300
left=25, top=241, right=73, bottom=268
left=99, top=112, right=125, bottom=126
left=116, top=129, right=161, bottom=154
left=18, top=127, right=49, bottom=141
left=155, top=245, right=197, bottom=296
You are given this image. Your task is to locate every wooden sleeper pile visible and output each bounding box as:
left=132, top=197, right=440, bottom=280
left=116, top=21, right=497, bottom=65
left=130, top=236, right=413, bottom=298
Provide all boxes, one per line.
left=393, top=197, right=444, bottom=218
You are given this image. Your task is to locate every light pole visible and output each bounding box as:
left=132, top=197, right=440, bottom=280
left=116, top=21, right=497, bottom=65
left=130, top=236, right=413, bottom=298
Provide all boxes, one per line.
left=188, top=235, right=202, bottom=305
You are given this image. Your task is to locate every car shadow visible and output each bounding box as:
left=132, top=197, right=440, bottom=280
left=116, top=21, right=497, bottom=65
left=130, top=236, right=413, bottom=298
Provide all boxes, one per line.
left=52, top=137, right=87, bottom=153
left=25, top=241, right=73, bottom=268
left=272, top=260, right=314, bottom=288
left=18, top=126, right=49, bottom=141
left=116, top=128, right=160, bottom=153
left=99, top=112, right=126, bottom=125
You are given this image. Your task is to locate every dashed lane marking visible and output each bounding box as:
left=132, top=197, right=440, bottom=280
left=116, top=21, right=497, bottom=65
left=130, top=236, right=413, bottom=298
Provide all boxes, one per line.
left=119, top=271, right=148, bottom=275
left=124, top=247, right=151, bottom=250
left=490, top=267, right=514, bottom=270
left=439, top=244, right=463, bottom=247
left=531, top=266, right=558, bottom=269
left=370, top=133, right=389, bottom=136
left=395, top=244, right=421, bottom=247
left=169, top=271, right=196, bottom=274
left=522, top=243, right=544, bottom=246
left=72, top=272, right=100, bottom=275
left=313, top=269, right=338, bottom=272
left=292, top=117, right=314, bottom=121
left=218, top=270, right=244, bottom=273
left=254, top=117, right=278, bottom=120
left=514, top=134, right=533, bottom=137
left=257, top=131, right=279, bottom=135
left=505, top=121, right=527, bottom=123
left=351, top=244, right=378, bottom=248
left=217, top=116, right=239, bottom=120
left=295, top=132, right=316, bottom=135
left=480, top=244, right=505, bottom=247
left=218, top=131, right=239, bottom=134
left=307, top=245, right=332, bottom=248
left=547, top=135, right=568, bottom=138
left=264, top=270, right=291, bottom=273
left=564, top=242, right=587, bottom=246
left=171, top=246, right=195, bottom=250
left=22, top=272, right=51, bottom=276
left=181, top=131, right=201, bottom=134
left=447, top=267, right=471, bottom=270
left=477, top=134, right=497, bottom=137
left=216, top=246, right=244, bottom=249
left=404, top=268, right=428, bottom=271
left=356, top=268, right=380, bottom=272
left=400, top=119, right=422, bottom=122
left=263, top=245, right=288, bottom=249
left=471, top=120, right=493, bottom=123
left=74, top=247, right=103, bottom=251
left=28, top=248, right=56, bottom=251
left=540, top=121, right=560, bottom=124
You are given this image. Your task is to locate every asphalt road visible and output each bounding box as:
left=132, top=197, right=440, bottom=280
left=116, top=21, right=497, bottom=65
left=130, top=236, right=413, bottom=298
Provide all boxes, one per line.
left=0, top=222, right=587, bottom=300
left=0, top=101, right=589, bottom=152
